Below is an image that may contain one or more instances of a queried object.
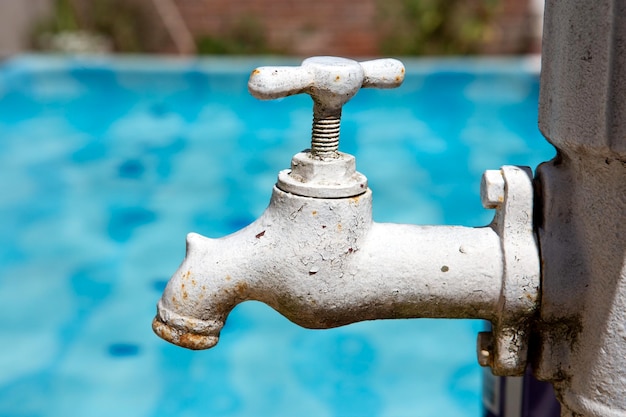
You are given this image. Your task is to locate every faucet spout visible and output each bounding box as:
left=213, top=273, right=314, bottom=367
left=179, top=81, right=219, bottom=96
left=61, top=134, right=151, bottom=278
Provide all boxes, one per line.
left=152, top=232, right=248, bottom=350
left=153, top=185, right=504, bottom=349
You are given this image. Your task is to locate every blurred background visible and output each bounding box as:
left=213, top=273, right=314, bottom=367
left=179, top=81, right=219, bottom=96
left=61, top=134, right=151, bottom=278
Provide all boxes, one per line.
left=0, top=0, right=544, bottom=57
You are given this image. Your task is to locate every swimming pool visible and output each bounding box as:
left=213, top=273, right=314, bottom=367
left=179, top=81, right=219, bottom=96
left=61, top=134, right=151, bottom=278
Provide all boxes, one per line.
left=0, top=55, right=554, bottom=417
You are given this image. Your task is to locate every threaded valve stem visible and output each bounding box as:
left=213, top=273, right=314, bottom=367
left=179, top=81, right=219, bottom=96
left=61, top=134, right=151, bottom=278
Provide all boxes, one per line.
left=311, top=116, right=341, bottom=158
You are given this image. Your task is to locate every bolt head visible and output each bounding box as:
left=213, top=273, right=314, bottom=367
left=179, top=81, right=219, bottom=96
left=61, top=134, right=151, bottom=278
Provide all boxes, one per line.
left=477, top=331, right=494, bottom=367
left=481, top=170, right=505, bottom=209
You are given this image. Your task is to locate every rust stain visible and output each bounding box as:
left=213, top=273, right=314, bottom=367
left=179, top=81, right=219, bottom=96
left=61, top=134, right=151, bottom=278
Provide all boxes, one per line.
left=183, top=291, right=188, bottom=300
left=441, top=265, right=449, bottom=272
left=191, top=279, right=197, bottom=286
left=179, top=332, right=214, bottom=350
left=335, top=75, right=340, bottom=81
left=182, top=270, right=191, bottom=280
left=152, top=318, right=173, bottom=340
left=337, top=223, right=342, bottom=231
left=255, top=230, right=266, bottom=239
left=395, top=75, right=402, bottom=82
left=225, top=275, right=231, bottom=281
left=312, top=210, right=318, bottom=216
left=350, top=196, right=360, bottom=203
left=401, top=67, right=405, bottom=74
left=153, top=319, right=216, bottom=349
left=252, top=69, right=261, bottom=76
left=234, top=281, right=249, bottom=295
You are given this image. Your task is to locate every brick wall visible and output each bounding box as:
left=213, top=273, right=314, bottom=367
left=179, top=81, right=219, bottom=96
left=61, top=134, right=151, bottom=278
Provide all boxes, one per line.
left=5, top=0, right=540, bottom=56
left=174, top=0, right=379, bottom=56
left=173, top=0, right=541, bottom=56
left=486, top=0, right=540, bottom=54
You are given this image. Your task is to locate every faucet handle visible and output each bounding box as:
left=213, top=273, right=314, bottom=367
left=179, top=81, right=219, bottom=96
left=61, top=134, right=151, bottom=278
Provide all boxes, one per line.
left=248, top=56, right=405, bottom=199
left=248, top=57, right=405, bottom=158
left=359, top=58, right=407, bottom=89
left=248, top=56, right=405, bottom=115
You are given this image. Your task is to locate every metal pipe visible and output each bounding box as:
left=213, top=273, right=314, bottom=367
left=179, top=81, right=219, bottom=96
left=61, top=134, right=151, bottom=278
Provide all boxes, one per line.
left=534, top=0, right=626, bottom=415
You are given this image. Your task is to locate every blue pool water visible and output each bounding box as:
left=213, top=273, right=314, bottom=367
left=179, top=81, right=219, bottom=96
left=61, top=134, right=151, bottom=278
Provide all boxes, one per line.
left=0, top=55, right=554, bottom=417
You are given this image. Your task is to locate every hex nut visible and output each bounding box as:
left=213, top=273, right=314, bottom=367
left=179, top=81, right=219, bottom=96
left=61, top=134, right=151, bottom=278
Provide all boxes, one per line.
left=289, top=151, right=355, bottom=183
left=277, top=151, right=367, bottom=198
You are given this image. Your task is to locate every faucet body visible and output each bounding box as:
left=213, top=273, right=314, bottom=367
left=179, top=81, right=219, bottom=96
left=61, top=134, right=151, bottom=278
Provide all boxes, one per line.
left=154, top=186, right=503, bottom=347
left=154, top=57, right=540, bottom=378
left=154, top=164, right=539, bottom=376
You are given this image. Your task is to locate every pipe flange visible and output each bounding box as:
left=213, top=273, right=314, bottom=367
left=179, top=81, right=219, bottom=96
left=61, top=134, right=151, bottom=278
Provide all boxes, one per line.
left=479, top=165, right=541, bottom=376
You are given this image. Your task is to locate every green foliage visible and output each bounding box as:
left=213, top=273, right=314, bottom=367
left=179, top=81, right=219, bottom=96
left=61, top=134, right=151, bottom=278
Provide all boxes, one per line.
left=34, top=0, right=148, bottom=52
left=196, top=15, right=273, bottom=55
left=37, top=0, right=79, bottom=33
left=55, top=0, right=80, bottom=32
left=87, top=0, right=147, bottom=52
left=378, top=0, right=500, bottom=55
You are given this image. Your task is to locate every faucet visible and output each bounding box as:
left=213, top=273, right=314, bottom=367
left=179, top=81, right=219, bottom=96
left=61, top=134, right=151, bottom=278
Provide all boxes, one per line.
left=152, top=56, right=540, bottom=377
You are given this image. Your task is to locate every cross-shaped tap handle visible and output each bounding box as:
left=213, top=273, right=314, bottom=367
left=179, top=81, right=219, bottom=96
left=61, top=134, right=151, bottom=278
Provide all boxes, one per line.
left=248, top=57, right=405, bottom=158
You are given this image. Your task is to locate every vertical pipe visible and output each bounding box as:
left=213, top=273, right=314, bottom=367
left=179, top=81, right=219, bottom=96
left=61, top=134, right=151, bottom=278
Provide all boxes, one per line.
left=535, top=1, right=626, bottom=415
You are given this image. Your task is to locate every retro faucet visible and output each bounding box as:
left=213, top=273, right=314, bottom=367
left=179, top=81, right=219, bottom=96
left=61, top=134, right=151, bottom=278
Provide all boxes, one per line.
left=152, top=1, right=626, bottom=411
left=152, top=56, right=540, bottom=377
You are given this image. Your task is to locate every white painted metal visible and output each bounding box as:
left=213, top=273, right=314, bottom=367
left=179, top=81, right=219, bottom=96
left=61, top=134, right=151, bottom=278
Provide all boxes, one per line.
left=152, top=0, right=626, bottom=411
left=248, top=57, right=404, bottom=198
left=489, top=166, right=540, bottom=376
left=153, top=168, right=537, bottom=376
left=277, top=150, right=367, bottom=198
left=481, top=170, right=505, bottom=209
left=154, top=186, right=505, bottom=349
left=153, top=55, right=540, bottom=377
left=248, top=56, right=405, bottom=105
